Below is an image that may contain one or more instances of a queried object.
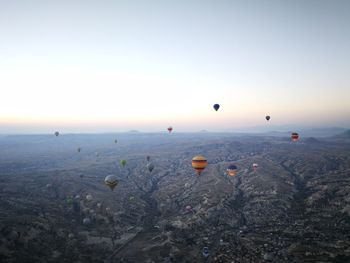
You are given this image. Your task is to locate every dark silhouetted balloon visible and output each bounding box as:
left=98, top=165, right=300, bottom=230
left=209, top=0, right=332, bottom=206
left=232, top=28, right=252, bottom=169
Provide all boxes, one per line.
left=213, top=104, right=220, bottom=111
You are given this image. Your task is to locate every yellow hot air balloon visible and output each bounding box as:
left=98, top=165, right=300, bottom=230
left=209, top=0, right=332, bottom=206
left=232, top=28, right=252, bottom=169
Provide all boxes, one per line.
left=192, top=155, right=208, bottom=175
left=104, top=175, right=119, bottom=191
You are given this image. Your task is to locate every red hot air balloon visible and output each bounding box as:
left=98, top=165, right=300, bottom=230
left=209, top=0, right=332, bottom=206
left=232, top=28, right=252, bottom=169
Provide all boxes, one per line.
left=167, top=126, right=173, bottom=133
left=291, top=132, right=299, bottom=142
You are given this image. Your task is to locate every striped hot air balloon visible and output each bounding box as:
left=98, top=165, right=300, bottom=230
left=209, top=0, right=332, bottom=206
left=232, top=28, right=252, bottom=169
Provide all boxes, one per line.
left=104, top=174, right=119, bottom=191
left=192, top=155, right=208, bottom=175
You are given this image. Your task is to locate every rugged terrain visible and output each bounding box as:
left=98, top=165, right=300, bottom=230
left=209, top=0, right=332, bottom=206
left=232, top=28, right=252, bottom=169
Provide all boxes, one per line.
left=0, top=132, right=350, bottom=262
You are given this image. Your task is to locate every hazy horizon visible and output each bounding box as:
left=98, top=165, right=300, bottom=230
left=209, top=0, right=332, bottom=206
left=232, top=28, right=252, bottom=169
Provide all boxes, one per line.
left=1, top=0, right=349, bottom=133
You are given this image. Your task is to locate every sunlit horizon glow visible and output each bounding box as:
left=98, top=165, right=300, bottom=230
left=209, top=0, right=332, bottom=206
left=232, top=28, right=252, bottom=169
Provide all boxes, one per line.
left=0, top=1, right=349, bottom=133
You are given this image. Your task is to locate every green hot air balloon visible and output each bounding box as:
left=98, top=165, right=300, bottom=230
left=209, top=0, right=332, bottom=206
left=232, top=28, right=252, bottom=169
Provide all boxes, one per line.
left=120, top=159, right=127, bottom=167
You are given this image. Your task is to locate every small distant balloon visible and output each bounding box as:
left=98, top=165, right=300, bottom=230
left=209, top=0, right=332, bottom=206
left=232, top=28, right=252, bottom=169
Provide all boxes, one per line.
left=147, top=162, right=155, bottom=173
left=86, top=194, right=93, bottom=201
left=83, top=217, right=91, bottom=225
left=54, top=131, right=59, bottom=137
left=266, top=115, right=270, bottom=121
left=192, top=155, right=208, bottom=175
left=291, top=132, right=299, bottom=142
left=185, top=205, right=193, bottom=212
left=114, top=139, right=118, bottom=144
left=120, top=159, right=127, bottom=167
left=202, top=247, right=210, bottom=257
left=104, top=174, right=119, bottom=191
left=146, top=155, right=151, bottom=162
left=213, top=104, right=220, bottom=111
left=227, top=164, right=238, bottom=177
left=252, top=163, right=258, bottom=172
left=77, top=147, right=81, bottom=153
left=167, top=126, right=173, bottom=133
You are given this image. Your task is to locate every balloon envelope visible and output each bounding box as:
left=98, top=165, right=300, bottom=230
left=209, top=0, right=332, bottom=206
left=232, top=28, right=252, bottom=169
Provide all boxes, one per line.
left=291, top=132, right=299, bottom=141
left=167, top=126, right=173, bottom=133
left=192, top=155, right=208, bottom=175
left=120, top=159, right=127, bottom=167
left=54, top=131, right=59, bottom=137
left=105, top=174, right=119, bottom=191
left=266, top=115, right=270, bottom=121
left=213, top=104, right=220, bottom=111
left=227, top=164, right=238, bottom=176
left=147, top=162, right=155, bottom=173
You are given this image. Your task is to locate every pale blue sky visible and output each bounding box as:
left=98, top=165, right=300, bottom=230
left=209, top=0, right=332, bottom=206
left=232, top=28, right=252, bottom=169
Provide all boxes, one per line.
left=0, top=0, right=349, bottom=133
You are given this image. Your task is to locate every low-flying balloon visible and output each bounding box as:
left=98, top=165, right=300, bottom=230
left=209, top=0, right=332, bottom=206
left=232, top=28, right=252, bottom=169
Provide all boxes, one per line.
left=227, top=164, right=238, bottom=177
left=146, top=155, right=151, bottom=162
left=167, top=126, right=173, bottom=133
left=266, top=115, right=270, bottom=121
left=54, top=131, right=59, bottom=137
left=185, top=205, right=193, bottom=212
left=147, top=162, right=155, bottom=173
left=202, top=247, right=210, bottom=257
left=77, top=147, right=81, bottom=153
left=83, top=217, right=91, bottom=225
left=192, top=155, right=208, bottom=175
left=253, top=163, right=259, bottom=172
left=213, top=104, right=220, bottom=111
left=114, top=139, right=117, bottom=144
left=120, top=159, right=127, bottom=167
left=291, top=132, right=299, bottom=142
left=104, top=174, right=119, bottom=191
left=86, top=194, right=93, bottom=201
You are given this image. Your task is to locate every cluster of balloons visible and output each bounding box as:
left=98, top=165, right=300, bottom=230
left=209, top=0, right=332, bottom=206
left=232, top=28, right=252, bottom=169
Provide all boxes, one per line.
left=54, top=103, right=300, bottom=192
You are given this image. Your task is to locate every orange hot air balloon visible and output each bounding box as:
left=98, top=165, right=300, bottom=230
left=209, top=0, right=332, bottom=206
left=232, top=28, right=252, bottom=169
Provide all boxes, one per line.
left=291, top=132, right=299, bottom=142
left=167, top=126, right=173, bottom=133
left=192, top=155, right=208, bottom=175
left=227, top=164, right=238, bottom=177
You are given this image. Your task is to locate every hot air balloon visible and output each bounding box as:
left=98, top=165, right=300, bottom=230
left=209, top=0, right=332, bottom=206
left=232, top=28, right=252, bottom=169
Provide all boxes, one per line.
left=104, top=174, right=119, bottom=191
left=54, top=131, right=59, bottom=137
left=185, top=205, right=193, bottom=213
left=95, top=152, right=99, bottom=157
left=86, top=194, right=93, bottom=201
left=213, top=104, right=220, bottom=111
left=77, top=147, right=81, bottom=153
left=83, top=217, right=91, bottom=225
left=192, top=155, right=208, bottom=175
left=114, top=139, right=117, bottom=143
left=227, top=164, right=238, bottom=177
left=167, top=126, right=173, bottom=133
left=202, top=247, right=210, bottom=257
left=66, top=196, right=74, bottom=205
left=146, top=155, right=151, bottom=162
left=291, top=132, right=299, bottom=142
left=120, top=159, right=127, bottom=167
left=252, top=163, right=258, bottom=172
left=147, top=162, right=155, bottom=173
left=266, top=115, right=270, bottom=121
